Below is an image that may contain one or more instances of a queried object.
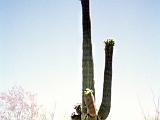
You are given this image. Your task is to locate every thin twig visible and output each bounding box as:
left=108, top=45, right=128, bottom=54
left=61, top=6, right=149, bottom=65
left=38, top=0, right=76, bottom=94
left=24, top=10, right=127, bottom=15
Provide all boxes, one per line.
left=137, top=95, right=147, bottom=120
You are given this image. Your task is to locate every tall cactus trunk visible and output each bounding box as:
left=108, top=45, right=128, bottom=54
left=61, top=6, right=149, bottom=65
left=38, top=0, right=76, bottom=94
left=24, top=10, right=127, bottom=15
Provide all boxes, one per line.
left=98, top=40, right=114, bottom=120
left=81, top=0, right=95, bottom=118
left=71, top=0, right=114, bottom=120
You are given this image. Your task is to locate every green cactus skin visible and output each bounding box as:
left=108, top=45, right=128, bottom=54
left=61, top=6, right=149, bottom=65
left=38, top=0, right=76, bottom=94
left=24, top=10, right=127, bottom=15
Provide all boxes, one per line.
left=81, top=0, right=95, bottom=118
left=98, top=39, right=114, bottom=120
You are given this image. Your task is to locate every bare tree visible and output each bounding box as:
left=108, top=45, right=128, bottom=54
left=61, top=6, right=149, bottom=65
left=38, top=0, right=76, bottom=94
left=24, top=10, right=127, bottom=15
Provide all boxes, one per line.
left=0, top=86, right=55, bottom=120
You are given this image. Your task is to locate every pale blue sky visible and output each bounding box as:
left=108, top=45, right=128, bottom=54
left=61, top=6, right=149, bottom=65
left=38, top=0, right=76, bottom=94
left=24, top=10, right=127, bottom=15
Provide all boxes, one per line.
left=0, top=0, right=160, bottom=120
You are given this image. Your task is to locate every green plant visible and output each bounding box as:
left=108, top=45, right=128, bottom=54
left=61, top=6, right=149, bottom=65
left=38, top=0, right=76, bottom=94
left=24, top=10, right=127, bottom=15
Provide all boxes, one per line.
left=71, top=0, right=114, bottom=120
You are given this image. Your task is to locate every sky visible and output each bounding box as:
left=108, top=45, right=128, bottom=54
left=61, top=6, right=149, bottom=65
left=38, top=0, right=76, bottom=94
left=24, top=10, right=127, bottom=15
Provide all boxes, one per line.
left=0, top=0, right=160, bottom=120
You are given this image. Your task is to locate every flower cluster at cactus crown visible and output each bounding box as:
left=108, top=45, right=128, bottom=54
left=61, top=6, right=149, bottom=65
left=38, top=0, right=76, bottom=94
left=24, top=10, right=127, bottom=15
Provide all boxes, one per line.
left=104, top=39, right=115, bottom=46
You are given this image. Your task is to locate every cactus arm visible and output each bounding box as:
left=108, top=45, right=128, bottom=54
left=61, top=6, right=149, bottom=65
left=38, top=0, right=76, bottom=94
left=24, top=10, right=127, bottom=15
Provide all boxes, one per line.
left=81, top=0, right=95, bottom=116
left=98, top=39, right=114, bottom=120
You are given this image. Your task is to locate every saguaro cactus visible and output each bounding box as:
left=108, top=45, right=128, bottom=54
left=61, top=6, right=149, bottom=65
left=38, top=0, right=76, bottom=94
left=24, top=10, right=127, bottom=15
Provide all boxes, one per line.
left=71, top=0, right=114, bottom=120
left=81, top=0, right=95, bottom=117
